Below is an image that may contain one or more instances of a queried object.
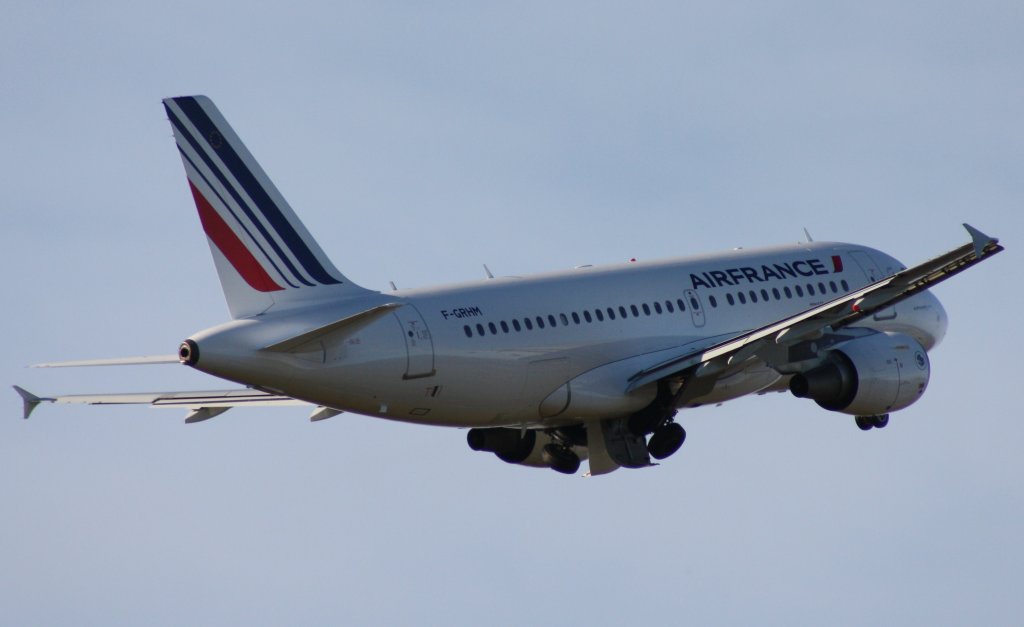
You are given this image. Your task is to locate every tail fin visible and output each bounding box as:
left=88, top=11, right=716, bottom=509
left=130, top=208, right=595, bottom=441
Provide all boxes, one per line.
left=162, top=95, right=371, bottom=318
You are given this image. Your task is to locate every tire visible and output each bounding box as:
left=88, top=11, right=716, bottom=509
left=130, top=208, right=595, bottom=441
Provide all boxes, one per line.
left=855, top=416, right=874, bottom=431
left=541, top=444, right=580, bottom=475
left=873, top=414, right=889, bottom=429
left=648, top=422, right=686, bottom=460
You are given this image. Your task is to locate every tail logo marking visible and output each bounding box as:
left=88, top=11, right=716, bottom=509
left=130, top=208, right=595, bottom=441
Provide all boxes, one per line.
left=165, top=97, right=343, bottom=291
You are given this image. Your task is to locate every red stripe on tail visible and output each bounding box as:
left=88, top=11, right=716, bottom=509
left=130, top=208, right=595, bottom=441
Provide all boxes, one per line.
left=188, top=182, right=284, bottom=292
left=832, top=255, right=844, bottom=272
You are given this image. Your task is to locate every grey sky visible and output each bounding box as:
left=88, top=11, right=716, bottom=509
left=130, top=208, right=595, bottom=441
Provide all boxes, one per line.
left=2, top=2, right=1022, bottom=625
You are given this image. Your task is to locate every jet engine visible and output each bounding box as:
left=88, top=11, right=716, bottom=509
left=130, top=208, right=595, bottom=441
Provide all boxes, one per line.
left=467, top=427, right=587, bottom=474
left=789, top=332, right=930, bottom=416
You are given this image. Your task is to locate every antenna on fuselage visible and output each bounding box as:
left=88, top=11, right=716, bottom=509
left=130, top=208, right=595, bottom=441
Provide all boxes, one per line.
left=483, top=264, right=494, bottom=279
left=388, top=281, right=398, bottom=291
left=803, top=227, right=814, bottom=243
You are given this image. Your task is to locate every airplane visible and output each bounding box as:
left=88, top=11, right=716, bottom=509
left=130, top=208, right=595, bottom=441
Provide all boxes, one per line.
left=13, top=95, right=1004, bottom=476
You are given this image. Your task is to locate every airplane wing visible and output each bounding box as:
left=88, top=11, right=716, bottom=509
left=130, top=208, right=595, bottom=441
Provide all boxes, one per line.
left=11, top=386, right=323, bottom=423
left=626, top=223, right=1003, bottom=393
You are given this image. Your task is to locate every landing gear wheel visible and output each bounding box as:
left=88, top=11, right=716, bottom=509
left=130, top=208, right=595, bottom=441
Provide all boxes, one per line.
left=541, top=444, right=581, bottom=475
left=648, top=422, right=686, bottom=460
left=872, top=414, right=889, bottom=429
left=855, top=416, right=874, bottom=431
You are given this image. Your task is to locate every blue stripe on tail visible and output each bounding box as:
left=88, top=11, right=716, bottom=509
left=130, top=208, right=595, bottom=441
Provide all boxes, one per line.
left=172, top=97, right=342, bottom=286
left=165, top=103, right=316, bottom=287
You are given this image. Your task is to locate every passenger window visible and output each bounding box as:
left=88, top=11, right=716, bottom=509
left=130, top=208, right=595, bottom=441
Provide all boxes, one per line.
left=630, top=305, right=639, bottom=317
left=548, top=315, right=557, bottom=327
left=727, top=293, right=735, bottom=306
left=525, top=318, right=534, bottom=330
left=476, top=323, right=485, bottom=336
left=761, top=289, right=769, bottom=301
left=677, top=298, right=686, bottom=312
left=488, top=322, right=498, bottom=335
left=619, top=306, right=628, bottom=318
left=464, top=325, right=472, bottom=338
left=665, top=300, right=674, bottom=313
left=500, top=321, right=509, bottom=333
left=537, top=316, right=545, bottom=329
left=584, top=311, right=593, bottom=323
left=795, top=285, right=804, bottom=297
left=749, top=291, right=758, bottom=303
left=772, top=288, right=780, bottom=300
left=690, top=297, right=700, bottom=310
left=841, top=279, right=849, bottom=291
left=709, top=295, right=718, bottom=308
left=818, top=282, right=826, bottom=294
left=571, top=312, right=580, bottom=324
left=560, top=313, right=569, bottom=326
left=512, top=319, right=521, bottom=332
left=807, top=284, right=815, bottom=295
left=594, top=309, right=603, bottom=322
left=607, top=307, right=616, bottom=320
left=784, top=286, right=792, bottom=298
left=738, top=292, right=747, bottom=304
left=654, top=302, right=663, bottom=314
left=830, top=281, right=837, bottom=293
left=642, top=303, right=651, bottom=316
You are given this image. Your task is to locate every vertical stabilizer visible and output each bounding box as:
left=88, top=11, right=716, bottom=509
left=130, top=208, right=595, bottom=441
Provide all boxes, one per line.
left=163, top=95, right=371, bottom=318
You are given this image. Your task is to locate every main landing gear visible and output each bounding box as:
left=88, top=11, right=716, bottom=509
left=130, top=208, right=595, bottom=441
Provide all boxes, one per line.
left=647, top=422, right=686, bottom=460
left=855, top=414, right=889, bottom=431
left=541, top=443, right=581, bottom=475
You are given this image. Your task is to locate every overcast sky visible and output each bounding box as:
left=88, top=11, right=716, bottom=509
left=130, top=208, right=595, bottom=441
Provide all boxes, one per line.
left=2, top=2, right=1022, bottom=625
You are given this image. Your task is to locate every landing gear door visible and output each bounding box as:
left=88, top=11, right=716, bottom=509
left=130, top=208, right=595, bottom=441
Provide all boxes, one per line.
left=394, top=304, right=436, bottom=379
left=683, top=289, right=706, bottom=327
left=850, top=250, right=896, bottom=320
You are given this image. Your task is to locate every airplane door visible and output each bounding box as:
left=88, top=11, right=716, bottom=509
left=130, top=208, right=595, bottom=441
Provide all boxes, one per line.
left=850, top=250, right=896, bottom=320
left=683, top=289, right=706, bottom=327
left=394, top=305, right=436, bottom=379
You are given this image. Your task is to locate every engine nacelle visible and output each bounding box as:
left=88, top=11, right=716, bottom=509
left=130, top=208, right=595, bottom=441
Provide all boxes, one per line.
left=789, top=332, right=930, bottom=416
left=467, top=428, right=586, bottom=468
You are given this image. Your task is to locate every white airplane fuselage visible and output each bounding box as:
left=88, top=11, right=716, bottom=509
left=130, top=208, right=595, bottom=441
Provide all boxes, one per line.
left=18, top=96, right=999, bottom=476
left=187, top=241, right=948, bottom=429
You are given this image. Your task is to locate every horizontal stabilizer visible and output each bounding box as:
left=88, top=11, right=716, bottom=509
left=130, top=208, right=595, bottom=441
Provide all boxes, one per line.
left=31, top=355, right=180, bottom=368
left=260, top=303, right=403, bottom=352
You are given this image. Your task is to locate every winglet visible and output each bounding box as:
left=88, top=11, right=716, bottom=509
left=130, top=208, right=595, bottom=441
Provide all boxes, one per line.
left=12, top=386, right=53, bottom=420
left=963, top=223, right=998, bottom=258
